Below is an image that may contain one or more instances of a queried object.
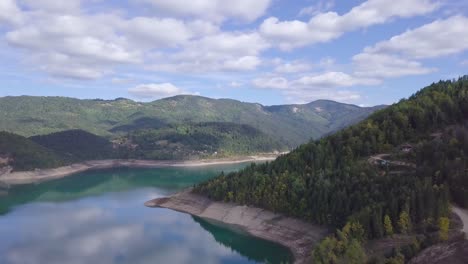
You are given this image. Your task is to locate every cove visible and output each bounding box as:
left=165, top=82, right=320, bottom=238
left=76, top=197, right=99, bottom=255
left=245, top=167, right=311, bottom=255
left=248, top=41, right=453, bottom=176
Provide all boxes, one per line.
left=0, top=164, right=293, bottom=264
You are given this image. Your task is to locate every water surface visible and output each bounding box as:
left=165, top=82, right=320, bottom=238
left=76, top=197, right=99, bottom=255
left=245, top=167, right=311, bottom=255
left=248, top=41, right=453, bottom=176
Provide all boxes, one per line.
left=0, top=164, right=293, bottom=264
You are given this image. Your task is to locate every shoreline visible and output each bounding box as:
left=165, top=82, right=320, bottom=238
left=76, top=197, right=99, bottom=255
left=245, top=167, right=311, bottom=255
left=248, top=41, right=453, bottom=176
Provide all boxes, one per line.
left=145, top=189, right=329, bottom=264
left=0, top=154, right=280, bottom=186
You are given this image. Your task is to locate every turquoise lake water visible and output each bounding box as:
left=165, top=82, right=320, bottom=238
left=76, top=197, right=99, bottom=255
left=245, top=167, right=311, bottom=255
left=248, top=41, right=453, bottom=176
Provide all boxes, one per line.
left=0, top=164, right=293, bottom=264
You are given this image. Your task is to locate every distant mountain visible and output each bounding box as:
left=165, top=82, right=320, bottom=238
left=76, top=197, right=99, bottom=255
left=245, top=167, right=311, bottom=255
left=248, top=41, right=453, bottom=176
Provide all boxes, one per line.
left=125, top=122, right=286, bottom=160
left=0, top=95, right=384, bottom=148
left=0, top=123, right=285, bottom=171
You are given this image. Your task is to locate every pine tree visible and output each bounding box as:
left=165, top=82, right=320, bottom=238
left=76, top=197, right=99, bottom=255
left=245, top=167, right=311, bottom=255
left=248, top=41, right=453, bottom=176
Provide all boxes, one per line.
left=398, top=211, right=411, bottom=234
left=438, top=217, right=450, bottom=241
left=384, top=214, right=394, bottom=236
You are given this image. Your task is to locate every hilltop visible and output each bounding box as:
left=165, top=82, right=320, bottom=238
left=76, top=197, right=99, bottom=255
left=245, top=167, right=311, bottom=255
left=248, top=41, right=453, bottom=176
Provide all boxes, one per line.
left=0, top=95, right=384, bottom=148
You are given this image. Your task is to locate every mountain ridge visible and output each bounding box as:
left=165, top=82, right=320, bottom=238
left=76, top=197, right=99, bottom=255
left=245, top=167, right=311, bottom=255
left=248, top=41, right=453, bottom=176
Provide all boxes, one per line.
left=0, top=95, right=385, bottom=147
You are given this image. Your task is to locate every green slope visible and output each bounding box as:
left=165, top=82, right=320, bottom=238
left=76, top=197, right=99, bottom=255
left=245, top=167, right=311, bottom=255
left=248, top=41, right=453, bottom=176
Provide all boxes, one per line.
left=0, top=122, right=286, bottom=170
left=124, top=122, right=287, bottom=160
left=195, top=76, right=468, bottom=246
left=30, top=129, right=115, bottom=162
left=0, top=132, right=65, bottom=171
left=0, top=95, right=383, bottom=148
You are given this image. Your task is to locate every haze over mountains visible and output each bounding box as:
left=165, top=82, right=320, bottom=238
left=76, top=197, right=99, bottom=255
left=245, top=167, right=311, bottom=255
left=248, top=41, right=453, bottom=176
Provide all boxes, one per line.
left=0, top=95, right=385, bottom=147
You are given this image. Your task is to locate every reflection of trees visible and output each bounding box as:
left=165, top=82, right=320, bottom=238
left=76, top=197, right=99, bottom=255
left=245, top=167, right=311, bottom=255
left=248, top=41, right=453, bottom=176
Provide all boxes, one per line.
left=192, top=216, right=293, bottom=264
left=0, top=165, right=245, bottom=215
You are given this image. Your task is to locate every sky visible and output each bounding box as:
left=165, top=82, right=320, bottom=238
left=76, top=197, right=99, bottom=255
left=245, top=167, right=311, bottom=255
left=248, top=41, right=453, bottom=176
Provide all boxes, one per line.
left=0, top=0, right=467, bottom=106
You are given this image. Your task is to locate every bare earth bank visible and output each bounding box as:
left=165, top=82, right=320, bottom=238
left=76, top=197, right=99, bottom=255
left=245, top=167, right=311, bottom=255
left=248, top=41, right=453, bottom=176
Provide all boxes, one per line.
left=145, top=189, right=329, bottom=264
left=0, top=154, right=279, bottom=186
left=409, top=206, right=468, bottom=264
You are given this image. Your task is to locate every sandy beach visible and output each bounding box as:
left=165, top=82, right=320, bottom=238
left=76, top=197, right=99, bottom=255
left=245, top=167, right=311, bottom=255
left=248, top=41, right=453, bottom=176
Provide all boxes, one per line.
left=145, top=189, right=329, bottom=264
left=0, top=154, right=280, bottom=186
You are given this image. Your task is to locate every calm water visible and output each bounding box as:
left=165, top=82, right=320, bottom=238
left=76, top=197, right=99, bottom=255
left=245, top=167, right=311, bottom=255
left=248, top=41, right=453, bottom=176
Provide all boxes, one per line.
left=0, top=164, right=293, bottom=264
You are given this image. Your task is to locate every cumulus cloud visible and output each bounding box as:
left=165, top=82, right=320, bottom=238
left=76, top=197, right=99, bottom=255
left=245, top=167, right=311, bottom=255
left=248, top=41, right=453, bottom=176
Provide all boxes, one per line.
left=274, top=61, right=311, bottom=73
left=128, top=83, right=190, bottom=99
left=140, top=0, right=271, bottom=22
left=291, top=72, right=380, bottom=89
left=253, top=76, right=289, bottom=89
left=222, top=56, right=261, bottom=71
left=2, top=3, right=222, bottom=80
left=0, top=0, right=23, bottom=25
left=352, top=53, right=436, bottom=78
left=298, top=0, right=335, bottom=17
left=147, top=32, right=269, bottom=73
left=285, top=89, right=362, bottom=103
left=352, top=15, right=468, bottom=79
left=364, top=15, right=468, bottom=59
left=260, top=0, right=439, bottom=50
left=252, top=72, right=379, bottom=103
left=19, top=0, right=81, bottom=13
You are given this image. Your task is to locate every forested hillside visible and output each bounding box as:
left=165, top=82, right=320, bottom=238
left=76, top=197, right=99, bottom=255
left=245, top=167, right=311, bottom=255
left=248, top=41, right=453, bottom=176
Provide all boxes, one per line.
left=0, top=132, right=65, bottom=171
left=30, top=130, right=115, bottom=162
left=0, top=122, right=286, bottom=171
left=124, top=122, right=286, bottom=160
left=0, top=95, right=383, bottom=148
left=195, top=76, right=468, bottom=262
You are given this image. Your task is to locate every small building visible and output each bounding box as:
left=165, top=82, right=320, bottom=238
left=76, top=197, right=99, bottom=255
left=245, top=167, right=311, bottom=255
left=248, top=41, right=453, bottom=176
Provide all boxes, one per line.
left=377, top=159, right=389, bottom=166
left=0, top=155, right=11, bottom=166
left=400, top=144, right=413, bottom=153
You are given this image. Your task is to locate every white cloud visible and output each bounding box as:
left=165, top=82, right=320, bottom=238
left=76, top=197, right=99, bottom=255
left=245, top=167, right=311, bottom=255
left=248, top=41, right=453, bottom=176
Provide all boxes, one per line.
left=253, top=76, right=289, bottom=89
left=147, top=32, right=269, bottom=73
left=274, top=61, right=311, bottom=73
left=260, top=0, right=439, bottom=50
left=20, top=0, right=81, bottom=13
left=140, top=0, right=271, bottom=22
left=291, top=72, right=380, bottom=89
left=0, top=0, right=23, bottom=25
left=222, top=56, right=261, bottom=71
left=351, top=15, right=468, bottom=79
left=2, top=3, right=223, bottom=79
left=128, top=83, right=189, bottom=99
left=352, top=53, right=436, bottom=78
left=228, top=81, right=243, bottom=87
left=285, top=89, right=362, bottom=103
left=122, top=17, right=196, bottom=48
left=298, top=0, right=335, bottom=17
left=364, top=15, right=468, bottom=59
left=252, top=72, right=379, bottom=103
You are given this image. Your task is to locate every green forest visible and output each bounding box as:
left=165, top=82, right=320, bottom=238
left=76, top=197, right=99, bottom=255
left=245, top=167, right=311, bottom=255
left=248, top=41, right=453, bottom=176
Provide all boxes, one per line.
left=0, top=95, right=383, bottom=148
left=123, top=122, right=286, bottom=160
left=0, top=122, right=286, bottom=171
left=194, top=76, right=468, bottom=262
left=0, top=132, right=65, bottom=171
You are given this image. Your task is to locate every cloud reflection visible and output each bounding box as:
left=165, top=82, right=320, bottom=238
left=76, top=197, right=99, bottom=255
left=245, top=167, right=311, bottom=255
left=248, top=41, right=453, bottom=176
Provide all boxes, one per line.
left=0, top=188, right=288, bottom=264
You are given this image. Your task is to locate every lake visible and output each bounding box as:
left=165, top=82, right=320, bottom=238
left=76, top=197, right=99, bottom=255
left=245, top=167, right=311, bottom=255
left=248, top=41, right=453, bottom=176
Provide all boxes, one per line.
left=0, top=164, right=293, bottom=264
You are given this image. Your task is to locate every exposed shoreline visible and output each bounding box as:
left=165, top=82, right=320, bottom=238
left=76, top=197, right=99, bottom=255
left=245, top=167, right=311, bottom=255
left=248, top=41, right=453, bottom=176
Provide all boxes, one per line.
left=0, top=154, right=280, bottom=186
left=145, top=189, right=329, bottom=264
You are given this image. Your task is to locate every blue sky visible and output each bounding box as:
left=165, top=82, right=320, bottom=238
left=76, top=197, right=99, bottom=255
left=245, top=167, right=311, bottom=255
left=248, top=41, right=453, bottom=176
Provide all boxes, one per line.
left=0, top=0, right=467, bottom=106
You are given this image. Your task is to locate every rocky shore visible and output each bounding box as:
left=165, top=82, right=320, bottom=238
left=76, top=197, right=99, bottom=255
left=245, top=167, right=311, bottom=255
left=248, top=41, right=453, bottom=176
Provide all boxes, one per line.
left=145, top=189, right=329, bottom=264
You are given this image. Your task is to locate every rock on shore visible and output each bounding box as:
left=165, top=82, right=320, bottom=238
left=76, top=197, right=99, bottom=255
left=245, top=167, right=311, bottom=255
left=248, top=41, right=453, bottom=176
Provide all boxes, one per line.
left=145, top=189, right=329, bottom=264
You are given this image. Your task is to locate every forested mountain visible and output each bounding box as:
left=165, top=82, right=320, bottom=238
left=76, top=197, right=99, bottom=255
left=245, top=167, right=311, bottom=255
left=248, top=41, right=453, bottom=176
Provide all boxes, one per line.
left=0, top=132, right=65, bottom=171
left=124, top=122, right=286, bottom=160
left=0, top=122, right=285, bottom=171
left=30, top=130, right=115, bottom=162
left=0, top=95, right=383, bottom=148
left=195, top=76, right=468, bottom=262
